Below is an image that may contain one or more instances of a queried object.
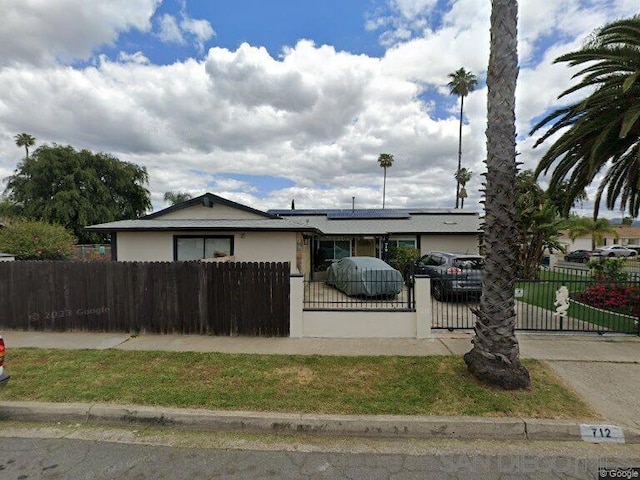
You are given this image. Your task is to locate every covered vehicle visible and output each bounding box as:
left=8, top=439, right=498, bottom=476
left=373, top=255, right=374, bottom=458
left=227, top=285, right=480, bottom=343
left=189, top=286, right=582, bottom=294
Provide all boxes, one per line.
left=326, top=257, right=403, bottom=297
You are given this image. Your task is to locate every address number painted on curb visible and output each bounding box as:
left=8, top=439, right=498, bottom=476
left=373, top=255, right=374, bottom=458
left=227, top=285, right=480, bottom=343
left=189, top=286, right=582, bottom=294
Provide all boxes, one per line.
left=580, top=424, right=625, bottom=444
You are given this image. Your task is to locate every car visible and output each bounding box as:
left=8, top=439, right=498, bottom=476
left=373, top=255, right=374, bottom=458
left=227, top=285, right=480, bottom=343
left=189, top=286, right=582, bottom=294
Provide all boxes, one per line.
left=326, top=256, right=403, bottom=297
left=405, top=251, right=483, bottom=301
left=564, top=249, right=593, bottom=263
left=591, top=245, right=638, bottom=258
left=0, top=333, right=9, bottom=391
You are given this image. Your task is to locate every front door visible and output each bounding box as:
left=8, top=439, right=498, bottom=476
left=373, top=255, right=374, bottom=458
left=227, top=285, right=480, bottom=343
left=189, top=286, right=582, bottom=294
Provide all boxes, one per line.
left=355, top=238, right=375, bottom=257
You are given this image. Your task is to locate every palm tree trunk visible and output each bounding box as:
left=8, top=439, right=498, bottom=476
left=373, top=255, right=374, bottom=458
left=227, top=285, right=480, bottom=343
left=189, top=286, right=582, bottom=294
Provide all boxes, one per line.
left=455, top=96, right=464, bottom=209
left=383, top=167, right=387, bottom=209
left=463, top=0, right=530, bottom=390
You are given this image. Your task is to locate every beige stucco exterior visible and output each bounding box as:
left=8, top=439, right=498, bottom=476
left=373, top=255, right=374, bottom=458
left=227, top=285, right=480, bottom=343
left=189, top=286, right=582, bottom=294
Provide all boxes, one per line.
left=116, top=230, right=301, bottom=272
left=419, top=234, right=479, bottom=255
left=159, top=203, right=265, bottom=220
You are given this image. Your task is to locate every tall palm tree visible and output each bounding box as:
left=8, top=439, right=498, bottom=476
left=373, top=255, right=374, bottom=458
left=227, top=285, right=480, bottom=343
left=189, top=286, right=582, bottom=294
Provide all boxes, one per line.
left=448, top=68, right=478, bottom=209
left=163, top=191, right=193, bottom=205
left=531, top=16, right=640, bottom=220
left=566, top=216, right=619, bottom=250
left=14, top=133, right=36, bottom=159
left=377, top=153, right=394, bottom=209
left=464, top=0, right=531, bottom=389
left=454, top=167, right=473, bottom=208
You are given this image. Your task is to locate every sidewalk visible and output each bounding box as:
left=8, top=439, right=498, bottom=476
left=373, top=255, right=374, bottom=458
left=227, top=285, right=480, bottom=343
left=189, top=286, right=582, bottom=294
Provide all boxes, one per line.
left=3, top=330, right=640, bottom=442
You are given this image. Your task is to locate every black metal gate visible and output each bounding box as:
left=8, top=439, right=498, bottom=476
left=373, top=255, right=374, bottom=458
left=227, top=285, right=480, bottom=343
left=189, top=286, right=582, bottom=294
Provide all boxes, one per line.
left=430, top=269, right=640, bottom=335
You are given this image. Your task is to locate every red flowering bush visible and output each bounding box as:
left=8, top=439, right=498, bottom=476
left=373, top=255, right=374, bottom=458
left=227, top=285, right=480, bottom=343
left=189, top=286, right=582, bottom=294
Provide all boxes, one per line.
left=577, top=283, right=640, bottom=316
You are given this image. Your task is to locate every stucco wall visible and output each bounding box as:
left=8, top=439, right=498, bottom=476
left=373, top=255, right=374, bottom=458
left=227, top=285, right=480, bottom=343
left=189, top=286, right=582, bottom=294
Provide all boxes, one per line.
left=159, top=203, right=265, bottom=220
left=116, top=230, right=299, bottom=271
left=420, top=234, right=479, bottom=255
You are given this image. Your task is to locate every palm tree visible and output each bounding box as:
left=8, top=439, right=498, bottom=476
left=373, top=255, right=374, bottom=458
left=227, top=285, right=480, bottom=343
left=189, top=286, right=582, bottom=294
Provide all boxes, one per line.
left=163, top=191, right=193, bottom=205
left=448, top=68, right=478, bottom=209
left=566, top=216, right=619, bottom=250
left=463, top=0, right=531, bottom=389
left=531, top=16, right=640, bottom=220
left=14, top=133, right=36, bottom=159
left=377, top=153, right=394, bottom=209
left=454, top=167, right=473, bottom=208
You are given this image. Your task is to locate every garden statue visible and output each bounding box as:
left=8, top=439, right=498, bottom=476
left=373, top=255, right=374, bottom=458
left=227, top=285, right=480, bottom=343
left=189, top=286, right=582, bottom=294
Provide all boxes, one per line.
left=553, top=286, right=570, bottom=318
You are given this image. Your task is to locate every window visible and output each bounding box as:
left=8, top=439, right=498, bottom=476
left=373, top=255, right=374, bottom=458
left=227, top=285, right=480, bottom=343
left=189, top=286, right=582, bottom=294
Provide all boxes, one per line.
left=314, top=238, right=351, bottom=271
left=174, top=236, right=233, bottom=261
left=388, top=238, right=417, bottom=249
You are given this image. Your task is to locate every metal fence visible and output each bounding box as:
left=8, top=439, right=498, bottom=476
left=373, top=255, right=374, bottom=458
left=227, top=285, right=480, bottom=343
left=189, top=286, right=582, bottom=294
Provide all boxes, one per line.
left=304, top=276, right=414, bottom=311
left=430, top=266, right=640, bottom=335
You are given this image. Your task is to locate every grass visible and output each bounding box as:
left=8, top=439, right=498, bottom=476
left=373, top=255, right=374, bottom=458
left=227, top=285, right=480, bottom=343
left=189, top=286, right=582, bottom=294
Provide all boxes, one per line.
left=3, top=348, right=597, bottom=420
left=516, top=270, right=639, bottom=333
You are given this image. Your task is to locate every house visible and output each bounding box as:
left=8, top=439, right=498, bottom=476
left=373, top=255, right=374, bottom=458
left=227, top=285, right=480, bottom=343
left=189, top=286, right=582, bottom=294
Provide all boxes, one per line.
left=0, top=253, right=15, bottom=262
left=86, top=193, right=321, bottom=273
left=269, top=207, right=481, bottom=276
left=86, top=193, right=482, bottom=277
left=560, top=225, right=640, bottom=253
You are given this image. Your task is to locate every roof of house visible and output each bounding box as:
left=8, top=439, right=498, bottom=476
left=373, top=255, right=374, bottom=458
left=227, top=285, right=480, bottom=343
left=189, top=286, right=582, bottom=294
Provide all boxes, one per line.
left=86, top=218, right=321, bottom=233
left=269, top=209, right=481, bottom=236
left=144, top=193, right=279, bottom=220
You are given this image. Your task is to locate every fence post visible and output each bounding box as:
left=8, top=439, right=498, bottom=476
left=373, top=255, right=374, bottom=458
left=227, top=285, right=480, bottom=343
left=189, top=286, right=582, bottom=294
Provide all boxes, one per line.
left=289, top=274, right=304, bottom=338
left=415, top=276, right=431, bottom=338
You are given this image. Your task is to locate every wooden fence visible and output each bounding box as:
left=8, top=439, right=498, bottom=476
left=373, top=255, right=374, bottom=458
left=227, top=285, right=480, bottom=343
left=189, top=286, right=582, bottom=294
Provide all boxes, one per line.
left=0, top=261, right=290, bottom=336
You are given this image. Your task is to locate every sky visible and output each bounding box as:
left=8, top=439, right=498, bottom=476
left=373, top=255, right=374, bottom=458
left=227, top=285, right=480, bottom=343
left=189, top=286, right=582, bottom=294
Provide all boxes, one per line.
left=0, top=0, right=637, bottom=216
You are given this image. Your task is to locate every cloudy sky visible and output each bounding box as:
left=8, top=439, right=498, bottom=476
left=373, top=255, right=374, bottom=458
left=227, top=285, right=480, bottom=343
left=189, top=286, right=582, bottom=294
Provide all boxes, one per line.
left=0, top=0, right=636, bottom=215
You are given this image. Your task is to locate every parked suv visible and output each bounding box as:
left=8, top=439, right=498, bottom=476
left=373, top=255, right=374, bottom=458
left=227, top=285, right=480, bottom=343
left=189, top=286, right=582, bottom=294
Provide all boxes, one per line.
left=405, top=251, right=483, bottom=301
left=0, top=333, right=9, bottom=390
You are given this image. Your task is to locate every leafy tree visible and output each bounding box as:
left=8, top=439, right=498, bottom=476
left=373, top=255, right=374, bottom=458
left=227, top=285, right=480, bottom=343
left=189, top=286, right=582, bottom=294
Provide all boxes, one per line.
left=0, top=219, right=75, bottom=260
left=565, top=216, right=619, bottom=250
left=454, top=167, right=473, bottom=208
left=622, top=216, right=633, bottom=226
left=164, top=191, right=193, bottom=205
left=448, top=67, right=478, bottom=209
left=531, top=16, right=640, bottom=219
left=377, top=153, right=394, bottom=209
left=515, top=171, right=564, bottom=279
left=14, top=133, right=36, bottom=159
left=464, top=0, right=531, bottom=390
left=4, top=144, right=151, bottom=243
left=546, top=180, right=587, bottom=218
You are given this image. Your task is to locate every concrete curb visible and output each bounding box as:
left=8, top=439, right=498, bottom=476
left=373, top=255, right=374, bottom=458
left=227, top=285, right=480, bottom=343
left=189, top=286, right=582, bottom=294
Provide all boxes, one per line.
left=1, top=401, right=638, bottom=443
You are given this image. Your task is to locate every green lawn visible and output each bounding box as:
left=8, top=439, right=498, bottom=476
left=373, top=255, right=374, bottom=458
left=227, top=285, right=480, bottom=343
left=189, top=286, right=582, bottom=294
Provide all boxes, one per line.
left=3, top=348, right=598, bottom=420
left=517, top=269, right=639, bottom=333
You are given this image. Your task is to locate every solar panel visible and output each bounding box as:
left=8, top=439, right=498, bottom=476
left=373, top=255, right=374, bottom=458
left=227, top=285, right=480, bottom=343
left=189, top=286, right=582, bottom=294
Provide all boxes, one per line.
left=326, top=210, right=411, bottom=219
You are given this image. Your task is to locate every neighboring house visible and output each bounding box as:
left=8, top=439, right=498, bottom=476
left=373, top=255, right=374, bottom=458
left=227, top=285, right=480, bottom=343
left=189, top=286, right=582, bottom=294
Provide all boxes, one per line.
left=560, top=225, right=640, bottom=253
left=0, top=253, right=15, bottom=262
left=86, top=193, right=482, bottom=278
left=269, top=207, right=481, bottom=276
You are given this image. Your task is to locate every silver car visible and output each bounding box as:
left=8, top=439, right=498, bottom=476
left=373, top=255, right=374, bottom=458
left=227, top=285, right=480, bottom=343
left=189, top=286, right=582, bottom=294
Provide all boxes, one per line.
left=592, top=245, right=638, bottom=258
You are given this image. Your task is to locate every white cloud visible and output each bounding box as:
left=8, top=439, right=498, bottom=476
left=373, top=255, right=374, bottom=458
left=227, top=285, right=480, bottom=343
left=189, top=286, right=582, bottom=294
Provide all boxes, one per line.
left=0, top=0, right=637, bottom=217
left=157, top=14, right=186, bottom=45
left=0, top=0, right=160, bottom=66
left=155, top=9, right=215, bottom=53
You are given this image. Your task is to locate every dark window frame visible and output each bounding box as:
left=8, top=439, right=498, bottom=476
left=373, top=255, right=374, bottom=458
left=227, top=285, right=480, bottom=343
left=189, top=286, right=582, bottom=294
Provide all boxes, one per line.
left=173, top=235, right=235, bottom=261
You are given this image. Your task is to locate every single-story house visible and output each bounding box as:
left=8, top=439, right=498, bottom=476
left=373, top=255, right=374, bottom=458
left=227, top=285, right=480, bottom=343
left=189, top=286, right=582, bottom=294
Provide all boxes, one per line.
left=268, top=207, right=481, bottom=276
left=87, top=193, right=482, bottom=277
left=560, top=225, right=640, bottom=252
left=0, top=253, right=15, bottom=262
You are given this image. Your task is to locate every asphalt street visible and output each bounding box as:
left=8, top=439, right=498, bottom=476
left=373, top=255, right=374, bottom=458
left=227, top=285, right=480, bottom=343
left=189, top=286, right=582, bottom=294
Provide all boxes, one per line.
left=2, top=424, right=640, bottom=480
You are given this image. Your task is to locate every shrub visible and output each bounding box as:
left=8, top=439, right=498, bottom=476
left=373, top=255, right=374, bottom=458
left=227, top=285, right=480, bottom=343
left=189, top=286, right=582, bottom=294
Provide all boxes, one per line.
left=586, top=257, right=629, bottom=282
left=388, top=245, right=421, bottom=273
left=0, top=219, right=76, bottom=260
